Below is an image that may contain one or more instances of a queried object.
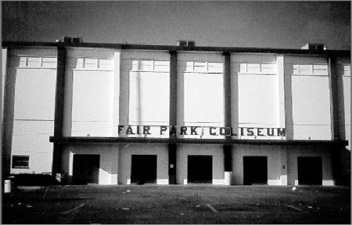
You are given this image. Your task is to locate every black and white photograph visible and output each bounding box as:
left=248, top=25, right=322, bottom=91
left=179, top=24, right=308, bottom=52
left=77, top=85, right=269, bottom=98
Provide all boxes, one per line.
left=1, top=1, right=351, bottom=224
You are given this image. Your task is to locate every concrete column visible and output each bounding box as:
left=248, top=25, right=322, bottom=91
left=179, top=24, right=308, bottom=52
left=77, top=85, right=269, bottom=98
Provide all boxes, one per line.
left=328, top=56, right=343, bottom=185
left=229, top=54, right=239, bottom=185
left=1, top=48, right=6, bottom=154
left=277, top=55, right=286, bottom=130
left=2, top=47, right=13, bottom=177
left=170, top=51, right=178, bottom=130
left=277, top=55, right=288, bottom=185
left=283, top=55, right=294, bottom=140
left=169, top=51, right=177, bottom=184
left=223, top=52, right=232, bottom=185
left=62, top=49, right=73, bottom=136
left=113, top=51, right=121, bottom=136
left=280, top=148, right=288, bottom=185
left=68, top=151, right=74, bottom=184
left=112, top=51, right=121, bottom=184
left=111, top=148, right=119, bottom=185
left=230, top=54, right=239, bottom=139
left=328, top=56, right=339, bottom=140
left=176, top=54, right=185, bottom=129
left=223, top=52, right=232, bottom=132
left=119, top=52, right=129, bottom=133
left=52, top=46, right=66, bottom=177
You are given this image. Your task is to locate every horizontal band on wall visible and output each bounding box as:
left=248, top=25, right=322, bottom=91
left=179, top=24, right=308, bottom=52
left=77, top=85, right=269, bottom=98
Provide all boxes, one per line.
left=49, top=136, right=348, bottom=146
left=3, top=41, right=350, bottom=56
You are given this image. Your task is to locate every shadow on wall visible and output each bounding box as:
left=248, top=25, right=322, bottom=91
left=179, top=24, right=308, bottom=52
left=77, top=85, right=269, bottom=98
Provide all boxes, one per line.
left=12, top=174, right=59, bottom=186
left=336, top=64, right=350, bottom=186
left=340, top=147, right=351, bottom=186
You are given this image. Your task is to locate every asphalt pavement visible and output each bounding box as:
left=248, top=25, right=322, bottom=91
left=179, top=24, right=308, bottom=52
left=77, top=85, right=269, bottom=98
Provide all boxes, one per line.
left=2, top=185, right=350, bottom=224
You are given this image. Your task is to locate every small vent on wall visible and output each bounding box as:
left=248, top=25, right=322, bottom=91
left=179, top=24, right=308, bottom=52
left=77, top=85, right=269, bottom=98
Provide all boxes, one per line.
left=177, top=40, right=195, bottom=47
left=301, top=43, right=326, bottom=51
left=61, top=36, right=83, bottom=43
left=187, top=41, right=195, bottom=47
left=177, top=40, right=187, bottom=46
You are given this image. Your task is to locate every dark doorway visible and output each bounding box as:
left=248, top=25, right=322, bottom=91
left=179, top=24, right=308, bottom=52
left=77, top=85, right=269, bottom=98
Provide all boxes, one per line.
left=131, top=155, right=157, bottom=184
left=72, top=154, right=100, bottom=185
left=243, top=156, right=268, bottom=185
left=188, top=155, right=213, bottom=184
left=298, top=157, right=322, bottom=185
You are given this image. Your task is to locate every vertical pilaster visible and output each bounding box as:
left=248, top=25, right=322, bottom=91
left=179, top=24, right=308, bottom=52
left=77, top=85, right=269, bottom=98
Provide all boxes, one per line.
left=1, top=48, right=6, bottom=150
left=223, top=52, right=232, bottom=183
left=280, top=148, right=288, bottom=185
left=2, top=47, right=13, bottom=177
left=328, top=56, right=341, bottom=185
left=169, top=50, right=177, bottom=184
left=62, top=49, right=73, bottom=136
left=283, top=56, right=294, bottom=140
left=277, top=55, right=288, bottom=185
left=231, top=54, right=239, bottom=139
left=119, top=52, right=129, bottom=133
left=328, top=56, right=339, bottom=140
left=170, top=51, right=178, bottom=129
left=112, top=51, right=121, bottom=184
left=113, top=51, right=121, bottom=136
left=277, top=55, right=286, bottom=129
left=52, top=46, right=66, bottom=177
left=223, top=52, right=232, bottom=132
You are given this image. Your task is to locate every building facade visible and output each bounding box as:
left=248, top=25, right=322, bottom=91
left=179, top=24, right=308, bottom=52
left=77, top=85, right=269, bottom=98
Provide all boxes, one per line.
left=1, top=41, right=350, bottom=186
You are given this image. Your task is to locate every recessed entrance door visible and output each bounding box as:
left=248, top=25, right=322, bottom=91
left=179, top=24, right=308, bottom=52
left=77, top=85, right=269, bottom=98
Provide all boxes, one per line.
left=131, top=155, right=157, bottom=184
left=298, top=157, right=322, bottom=185
left=72, top=154, right=100, bottom=185
left=188, top=155, right=213, bottom=184
left=243, top=156, right=268, bottom=185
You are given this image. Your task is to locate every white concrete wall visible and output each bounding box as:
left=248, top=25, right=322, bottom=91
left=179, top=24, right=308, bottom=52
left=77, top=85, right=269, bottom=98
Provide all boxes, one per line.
left=287, top=146, right=334, bottom=186
left=64, top=143, right=224, bottom=185
left=68, top=48, right=117, bottom=137
left=336, top=57, right=351, bottom=149
left=9, top=47, right=57, bottom=174
left=120, top=50, right=170, bottom=137
left=232, top=54, right=280, bottom=140
left=61, top=142, right=334, bottom=186
left=118, top=143, right=169, bottom=185
left=178, top=52, right=224, bottom=139
left=238, top=75, right=278, bottom=127
left=129, top=72, right=170, bottom=127
left=12, top=122, right=54, bottom=173
left=287, top=56, right=332, bottom=140
left=3, top=46, right=349, bottom=185
left=232, top=144, right=333, bottom=186
left=63, top=144, right=119, bottom=185
left=72, top=70, right=114, bottom=136
left=176, top=144, right=224, bottom=185
left=232, top=145, right=284, bottom=185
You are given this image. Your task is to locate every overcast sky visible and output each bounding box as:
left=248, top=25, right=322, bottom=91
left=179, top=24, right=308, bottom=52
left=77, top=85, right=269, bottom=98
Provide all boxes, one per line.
left=2, top=1, right=350, bottom=50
